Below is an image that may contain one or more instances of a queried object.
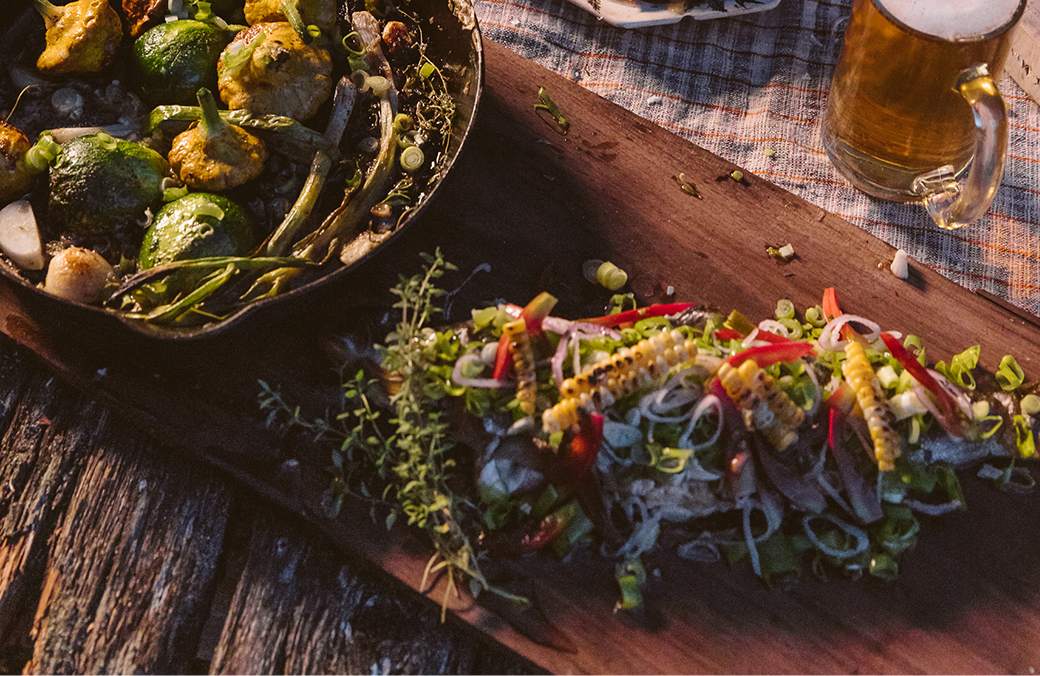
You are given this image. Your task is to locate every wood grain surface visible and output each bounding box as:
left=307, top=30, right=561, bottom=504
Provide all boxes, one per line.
left=1, top=38, right=1040, bottom=674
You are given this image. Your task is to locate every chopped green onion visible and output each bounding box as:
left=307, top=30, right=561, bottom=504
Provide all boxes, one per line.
left=996, top=354, right=1025, bottom=391
left=614, top=559, right=646, bottom=610
left=534, top=87, right=569, bottom=134
left=596, top=261, right=628, bottom=291
left=221, top=32, right=265, bottom=76
left=804, top=305, right=826, bottom=328
left=777, top=318, right=802, bottom=339
left=419, top=61, right=437, bottom=79
left=162, top=185, right=189, bottom=202
left=24, top=134, right=60, bottom=174
left=1013, top=414, right=1036, bottom=458
left=731, top=170, right=744, bottom=182
left=193, top=203, right=225, bottom=220
left=393, top=113, right=414, bottom=133
left=935, top=345, right=979, bottom=390
left=774, top=298, right=795, bottom=320
left=1022, top=394, right=1040, bottom=417
left=399, top=145, right=424, bottom=172
left=96, top=133, right=118, bottom=150
left=365, top=75, right=391, bottom=95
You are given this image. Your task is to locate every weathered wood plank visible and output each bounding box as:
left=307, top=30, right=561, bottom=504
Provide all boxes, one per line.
left=0, top=343, right=98, bottom=658
left=210, top=510, right=540, bottom=675
left=21, top=418, right=232, bottom=675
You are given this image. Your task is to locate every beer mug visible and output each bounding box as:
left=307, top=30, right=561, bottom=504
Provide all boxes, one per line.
left=822, top=0, right=1026, bottom=229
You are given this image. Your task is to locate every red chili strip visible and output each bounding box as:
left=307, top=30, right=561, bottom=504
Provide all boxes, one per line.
left=879, top=332, right=963, bottom=437
left=724, top=340, right=815, bottom=369
left=581, top=302, right=697, bottom=327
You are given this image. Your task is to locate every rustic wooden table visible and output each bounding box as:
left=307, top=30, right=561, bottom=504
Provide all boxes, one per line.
left=3, top=35, right=1040, bottom=675
left=0, top=335, right=542, bottom=674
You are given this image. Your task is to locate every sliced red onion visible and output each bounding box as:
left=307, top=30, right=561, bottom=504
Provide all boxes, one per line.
left=801, top=513, right=868, bottom=559
left=817, top=313, right=881, bottom=351
left=757, top=319, right=789, bottom=336
left=451, top=352, right=511, bottom=389
left=677, top=394, right=722, bottom=451
left=550, top=332, right=569, bottom=386
left=903, top=498, right=962, bottom=516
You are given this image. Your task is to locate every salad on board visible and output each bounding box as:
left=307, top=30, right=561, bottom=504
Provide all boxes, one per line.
left=0, top=0, right=466, bottom=328
left=260, top=252, right=1039, bottom=622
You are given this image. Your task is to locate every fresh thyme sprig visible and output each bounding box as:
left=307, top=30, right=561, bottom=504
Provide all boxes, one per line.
left=259, top=249, right=490, bottom=617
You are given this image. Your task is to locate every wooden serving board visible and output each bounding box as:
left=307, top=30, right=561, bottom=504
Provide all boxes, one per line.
left=2, top=39, right=1040, bottom=674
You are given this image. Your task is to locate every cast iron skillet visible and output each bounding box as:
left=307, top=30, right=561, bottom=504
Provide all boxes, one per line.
left=0, top=0, right=483, bottom=345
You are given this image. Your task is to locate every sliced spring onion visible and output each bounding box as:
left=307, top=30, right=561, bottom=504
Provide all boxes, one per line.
left=596, top=261, right=628, bottom=291
left=996, top=354, right=1025, bottom=391
left=399, top=145, right=424, bottom=172
left=24, top=134, right=60, bottom=173
left=419, top=61, right=437, bottom=79
left=221, top=32, right=266, bottom=76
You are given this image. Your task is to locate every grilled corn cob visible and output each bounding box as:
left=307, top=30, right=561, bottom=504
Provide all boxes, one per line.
left=717, top=359, right=804, bottom=450
left=542, top=329, right=697, bottom=434
left=843, top=339, right=901, bottom=471
left=503, top=319, right=537, bottom=415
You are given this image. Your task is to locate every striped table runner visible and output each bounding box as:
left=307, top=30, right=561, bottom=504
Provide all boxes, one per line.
left=474, top=0, right=1040, bottom=319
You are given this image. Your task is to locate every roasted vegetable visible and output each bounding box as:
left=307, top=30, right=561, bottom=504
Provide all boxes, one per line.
left=33, top=0, right=123, bottom=75
left=244, top=0, right=337, bottom=33
left=543, top=328, right=699, bottom=434
left=843, top=338, right=902, bottom=471
left=216, top=22, right=333, bottom=121
left=131, top=19, right=233, bottom=105
left=0, top=122, right=35, bottom=205
left=168, top=88, right=268, bottom=191
left=717, top=358, right=805, bottom=451
left=44, top=245, right=115, bottom=304
left=139, top=192, right=257, bottom=270
left=48, top=133, right=169, bottom=237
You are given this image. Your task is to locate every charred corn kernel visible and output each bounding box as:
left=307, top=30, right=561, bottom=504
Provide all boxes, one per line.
left=717, top=359, right=804, bottom=451
left=503, top=319, right=537, bottom=415
left=542, top=329, right=697, bottom=433
left=843, top=339, right=901, bottom=471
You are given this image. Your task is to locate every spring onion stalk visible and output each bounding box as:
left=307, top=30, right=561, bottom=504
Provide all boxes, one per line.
left=147, top=105, right=338, bottom=162
left=264, top=150, right=334, bottom=256
left=399, top=145, right=424, bottom=172
left=280, top=0, right=313, bottom=43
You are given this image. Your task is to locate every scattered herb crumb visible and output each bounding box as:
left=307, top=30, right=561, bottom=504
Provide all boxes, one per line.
left=535, top=87, right=570, bottom=135
left=766, top=243, right=796, bottom=263
left=675, top=173, right=703, bottom=199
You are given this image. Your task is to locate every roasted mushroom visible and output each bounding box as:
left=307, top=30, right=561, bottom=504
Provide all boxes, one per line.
left=168, top=88, right=268, bottom=191
left=32, top=0, right=123, bottom=75
left=216, top=22, right=334, bottom=121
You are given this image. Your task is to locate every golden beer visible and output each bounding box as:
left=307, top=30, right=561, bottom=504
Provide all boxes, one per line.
left=822, top=0, right=1025, bottom=203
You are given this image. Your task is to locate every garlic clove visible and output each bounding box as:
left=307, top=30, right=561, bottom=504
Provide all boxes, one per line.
left=0, top=200, right=45, bottom=270
left=44, top=246, right=115, bottom=305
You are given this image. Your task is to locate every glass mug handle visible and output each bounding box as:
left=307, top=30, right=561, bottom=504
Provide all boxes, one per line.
left=912, top=64, right=1008, bottom=230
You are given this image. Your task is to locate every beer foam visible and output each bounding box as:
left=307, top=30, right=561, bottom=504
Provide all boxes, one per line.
left=881, top=0, right=1021, bottom=39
